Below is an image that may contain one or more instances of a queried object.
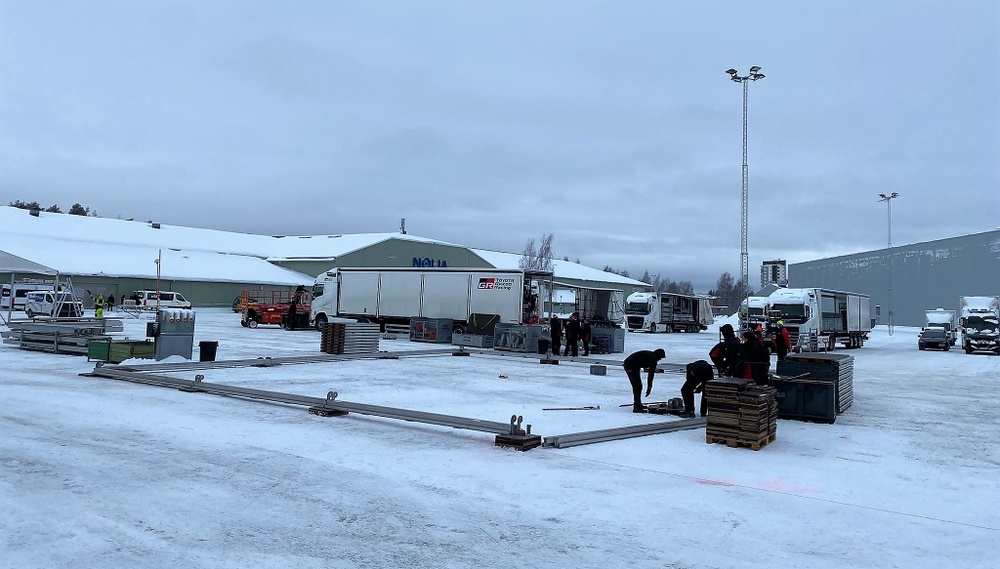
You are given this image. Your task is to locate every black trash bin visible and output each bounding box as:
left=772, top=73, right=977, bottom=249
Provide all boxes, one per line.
left=199, top=340, right=218, bottom=362
left=537, top=338, right=550, bottom=354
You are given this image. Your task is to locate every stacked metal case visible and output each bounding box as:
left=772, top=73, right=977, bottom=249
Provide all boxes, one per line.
left=777, top=352, right=854, bottom=413
left=321, top=321, right=381, bottom=354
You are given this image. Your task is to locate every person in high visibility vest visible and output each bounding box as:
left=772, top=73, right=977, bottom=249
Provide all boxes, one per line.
left=94, top=294, right=105, bottom=318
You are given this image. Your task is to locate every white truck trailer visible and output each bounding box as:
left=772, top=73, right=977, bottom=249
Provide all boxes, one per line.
left=958, top=296, right=1000, bottom=354
left=309, top=268, right=551, bottom=334
left=624, top=291, right=713, bottom=333
left=766, top=288, right=871, bottom=350
left=924, top=308, right=958, bottom=346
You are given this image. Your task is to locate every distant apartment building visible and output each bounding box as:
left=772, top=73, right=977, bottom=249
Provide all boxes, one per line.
left=760, top=259, right=787, bottom=290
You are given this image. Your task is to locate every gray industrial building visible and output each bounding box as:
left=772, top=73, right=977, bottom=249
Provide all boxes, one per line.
left=788, top=229, right=1000, bottom=328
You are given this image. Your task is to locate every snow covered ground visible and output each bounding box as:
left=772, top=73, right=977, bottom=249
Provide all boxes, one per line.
left=2, top=309, right=998, bottom=569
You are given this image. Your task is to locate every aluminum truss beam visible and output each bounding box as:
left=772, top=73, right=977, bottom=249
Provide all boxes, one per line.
left=543, top=417, right=706, bottom=448
left=89, top=366, right=523, bottom=436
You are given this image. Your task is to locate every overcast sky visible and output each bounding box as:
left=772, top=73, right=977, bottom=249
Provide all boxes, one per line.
left=2, top=1, right=998, bottom=291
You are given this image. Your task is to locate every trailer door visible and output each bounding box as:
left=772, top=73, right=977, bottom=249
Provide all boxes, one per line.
left=422, top=272, right=474, bottom=320
left=377, top=271, right=423, bottom=319
left=339, top=271, right=381, bottom=317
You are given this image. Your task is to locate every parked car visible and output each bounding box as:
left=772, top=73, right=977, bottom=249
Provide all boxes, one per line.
left=918, top=327, right=950, bottom=351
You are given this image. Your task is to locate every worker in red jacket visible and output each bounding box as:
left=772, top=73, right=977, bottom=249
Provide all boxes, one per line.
left=773, top=320, right=792, bottom=360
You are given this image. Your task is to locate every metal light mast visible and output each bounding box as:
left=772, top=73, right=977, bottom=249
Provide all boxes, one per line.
left=878, top=192, right=899, bottom=336
left=725, top=66, right=765, bottom=299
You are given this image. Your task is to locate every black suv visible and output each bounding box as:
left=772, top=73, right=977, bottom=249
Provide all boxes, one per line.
left=918, top=327, right=950, bottom=351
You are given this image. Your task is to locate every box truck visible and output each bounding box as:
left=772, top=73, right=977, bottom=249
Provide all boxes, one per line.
left=738, top=296, right=769, bottom=332
left=958, top=296, right=1000, bottom=355
left=924, top=308, right=957, bottom=346
left=624, top=291, right=713, bottom=333
left=766, top=288, right=871, bottom=350
left=309, top=268, right=552, bottom=334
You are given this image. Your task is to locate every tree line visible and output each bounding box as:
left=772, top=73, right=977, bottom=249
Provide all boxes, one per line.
left=8, top=200, right=98, bottom=217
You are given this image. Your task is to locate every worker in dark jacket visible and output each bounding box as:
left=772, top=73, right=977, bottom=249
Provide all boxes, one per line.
left=623, top=348, right=666, bottom=413
left=709, top=323, right=742, bottom=377
left=286, top=285, right=306, bottom=330
left=549, top=314, right=562, bottom=356
left=581, top=317, right=592, bottom=356
left=563, top=312, right=581, bottom=356
left=737, top=330, right=770, bottom=384
left=680, top=359, right=714, bottom=417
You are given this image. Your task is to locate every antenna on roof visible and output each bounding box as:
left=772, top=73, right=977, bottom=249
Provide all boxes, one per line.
left=400, top=218, right=406, bottom=235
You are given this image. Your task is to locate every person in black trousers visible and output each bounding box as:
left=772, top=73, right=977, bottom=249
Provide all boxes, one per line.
left=286, top=285, right=306, bottom=330
left=709, top=323, right=742, bottom=377
left=581, top=317, right=592, bottom=356
left=623, top=348, right=666, bottom=413
left=737, top=330, right=770, bottom=384
left=563, top=312, right=581, bottom=356
left=549, top=314, right=562, bottom=356
left=680, top=359, right=714, bottom=418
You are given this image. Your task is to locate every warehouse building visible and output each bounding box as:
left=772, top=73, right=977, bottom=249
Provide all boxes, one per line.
left=0, top=206, right=649, bottom=312
left=788, top=229, right=1000, bottom=328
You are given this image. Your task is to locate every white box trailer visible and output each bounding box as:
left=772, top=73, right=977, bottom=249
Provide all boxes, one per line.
left=624, top=291, right=713, bottom=333
left=767, top=288, right=871, bottom=349
left=311, top=268, right=551, bottom=333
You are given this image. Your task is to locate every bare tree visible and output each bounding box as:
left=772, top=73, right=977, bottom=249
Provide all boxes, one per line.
left=519, top=233, right=555, bottom=271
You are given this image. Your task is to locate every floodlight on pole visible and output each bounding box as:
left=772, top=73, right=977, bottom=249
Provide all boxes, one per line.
left=878, top=192, right=899, bottom=335
left=724, top=66, right=766, bottom=306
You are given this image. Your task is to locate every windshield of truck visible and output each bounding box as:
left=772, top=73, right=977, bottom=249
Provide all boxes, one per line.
left=770, top=303, right=808, bottom=323
left=312, top=283, right=324, bottom=298
left=966, top=317, right=999, bottom=334
left=625, top=301, right=649, bottom=314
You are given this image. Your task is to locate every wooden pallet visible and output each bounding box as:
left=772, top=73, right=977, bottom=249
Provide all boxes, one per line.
left=706, top=433, right=776, bottom=451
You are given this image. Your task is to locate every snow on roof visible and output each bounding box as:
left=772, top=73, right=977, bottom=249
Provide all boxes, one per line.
left=469, top=249, right=647, bottom=287
left=0, top=234, right=313, bottom=285
left=0, top=207, right=645, bottom=287
left=0, top=206, right=450, bottom=260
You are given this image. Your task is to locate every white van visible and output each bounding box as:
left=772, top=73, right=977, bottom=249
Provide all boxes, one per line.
left=2, top=281, right=65, bottom=311
left=129, top=290, right=193, bottom=310
left=24, top=291, right=84, bottom=318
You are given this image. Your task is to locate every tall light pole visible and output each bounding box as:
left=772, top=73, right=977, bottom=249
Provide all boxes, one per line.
left=878, top=192, right=899, bottom=335
left=726, top=66, right=765, bottom=302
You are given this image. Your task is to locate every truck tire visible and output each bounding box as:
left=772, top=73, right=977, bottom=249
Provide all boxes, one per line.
left=249, top=319, right=259, bottom=329
left=649, top=323, right=657, bottom=333
left=25, top=309, right=33, bottom=318
left=944, top=344, right=950, bottom=351
left=314, top=314, right=327, bottom=332
left=453, top=324, right=466, bottom=335
left=240, top=319, right=248, bottom=328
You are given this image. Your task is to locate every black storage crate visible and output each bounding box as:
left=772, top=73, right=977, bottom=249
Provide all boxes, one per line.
left=771, top=379, right=837, bottom=424
left=777, top=352, right=854, bottom=413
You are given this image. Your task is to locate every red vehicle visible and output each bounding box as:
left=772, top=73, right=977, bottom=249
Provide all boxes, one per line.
left=239, top=289, right=311, bottom=328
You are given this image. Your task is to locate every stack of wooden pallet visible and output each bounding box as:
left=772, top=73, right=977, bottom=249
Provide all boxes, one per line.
left=320, top=321, right=381, bottom=354
left=704, top=379, right=777, bottom=451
